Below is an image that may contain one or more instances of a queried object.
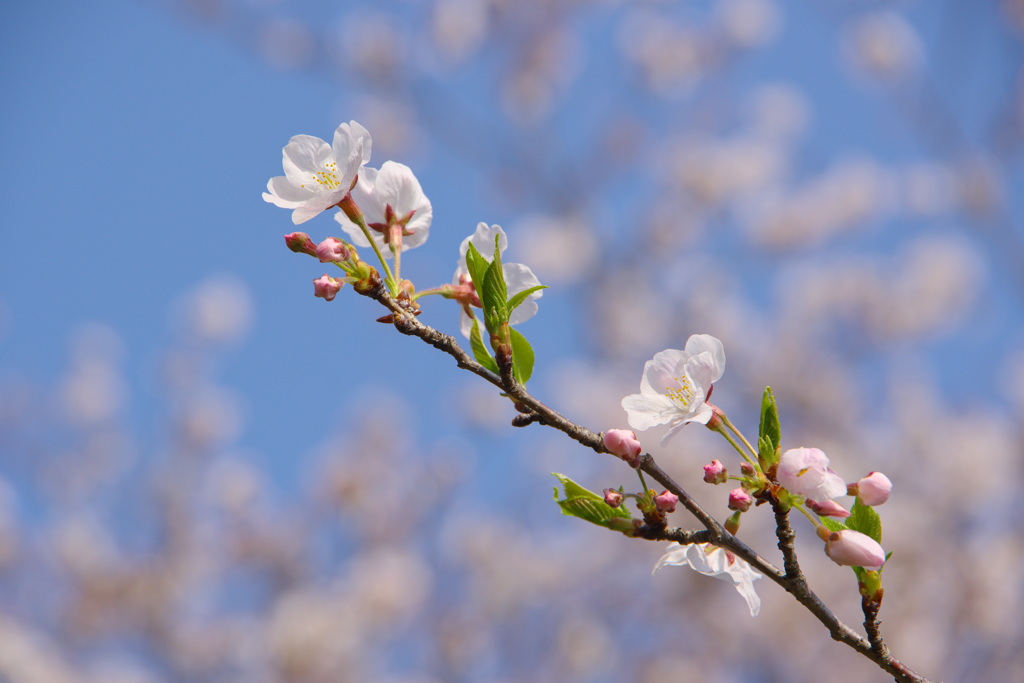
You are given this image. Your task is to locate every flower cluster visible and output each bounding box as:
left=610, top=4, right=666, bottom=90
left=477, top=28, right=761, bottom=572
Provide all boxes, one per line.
left=266, top=122, right=542, bottom=343
left=604, top=334, right=893, bottom=612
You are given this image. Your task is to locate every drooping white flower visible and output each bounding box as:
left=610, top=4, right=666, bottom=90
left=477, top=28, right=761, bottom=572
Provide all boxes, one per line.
left=263, top=121, right=372, bottom=224
left=776, top=447, right=847, bottom=502
left=453, top=223, right=542, bottom=338
left=621, top=335, right=726, bottom=446
left=335, top=161, right=432, bottom=257
left=653, top=542, right=762, bottom=616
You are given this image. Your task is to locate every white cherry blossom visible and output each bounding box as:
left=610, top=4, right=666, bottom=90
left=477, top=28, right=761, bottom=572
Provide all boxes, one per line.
left=621, top=335, right=726, bottom=445
left=454, top=223, right=542, bottom=338
left=653, top=543, right=762, bottom=616
left=335, top=161, right=432, bottom=257
left=263, top=121, right=372, bottom=224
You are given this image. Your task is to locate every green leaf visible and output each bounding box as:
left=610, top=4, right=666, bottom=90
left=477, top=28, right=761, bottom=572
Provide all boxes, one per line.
left=506, top=285, right=548, bottom=314
left=552, top=473, right=632, bottom=529
left=757, top=435, right=776, bottom=469
left=847, top=499, right=883, bottom=543
left=509, top=327, right=536, bottom=384
left=758, top=387, right=781, bottom=458
left=464, top=242, right=490, bottom=293
left=481, top=260, right=508, bottom=325
left=820, top=516, right=848, bottom=533
left=469, top=319, right=500, bottom=374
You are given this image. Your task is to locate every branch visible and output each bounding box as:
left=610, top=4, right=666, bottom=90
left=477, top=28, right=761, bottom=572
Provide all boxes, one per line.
left=368, top=288, right=933, bottom=683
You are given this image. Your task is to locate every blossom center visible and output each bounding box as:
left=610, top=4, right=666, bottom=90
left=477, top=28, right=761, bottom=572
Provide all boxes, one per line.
left=301, top=161, right=342, bottom=191
left=664, top=374, right=698, bottom=407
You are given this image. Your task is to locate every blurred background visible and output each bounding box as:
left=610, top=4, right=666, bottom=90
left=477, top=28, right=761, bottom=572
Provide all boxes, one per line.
left=1, top=0, right=1023, bottom=681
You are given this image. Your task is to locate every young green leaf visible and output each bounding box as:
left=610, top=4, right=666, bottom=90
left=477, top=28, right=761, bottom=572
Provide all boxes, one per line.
left=847, top=499, right=883, bottom=544
left=552, top=473, right=632, bottom=529
left=758, top=435, right=775, bottom=468
left=507, top=285, right=548, bottom=314
left=820, top=516, right=848, bottom=534
left=509, top=327, right=536, bottom=384
left=470, top=319, right=500, bottom=374
left=463, top=242, right=490, bottom=293
left=759, top=387, right=781, bottom=455
left=480, top=259, right=508, bottom=329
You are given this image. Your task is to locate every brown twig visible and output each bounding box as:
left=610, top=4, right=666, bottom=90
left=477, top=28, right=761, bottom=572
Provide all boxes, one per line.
left=367, top=287, right=933, bottom=683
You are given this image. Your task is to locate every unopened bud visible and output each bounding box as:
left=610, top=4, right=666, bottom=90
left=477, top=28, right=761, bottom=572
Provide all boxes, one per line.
left=603, top=429, right=643, bottom=467
left=703, top=459, right=728, bottom=484
left=284, top=232, right=318, bottom=256
left=740, top=462, right=755, bottom=476
left=854, top=471, right=892, bottom=506
left=654, top=490, right=678, bottom=513
left=317, top=237, right=351, bottom=264
left=704, top=403, right=725, bottom=431
left=807, top=499, right=851, bottom=518
left=603, top=488, right=624, bottom=508
left=313, top=274, right=344, bottom=302
left=825, top=530, right=885, bottom=571
left=728, top=488, right=753, bottom=512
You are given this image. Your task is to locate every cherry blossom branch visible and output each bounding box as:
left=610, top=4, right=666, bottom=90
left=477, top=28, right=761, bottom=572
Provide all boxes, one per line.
left=368, top=287, right=931, bottom=683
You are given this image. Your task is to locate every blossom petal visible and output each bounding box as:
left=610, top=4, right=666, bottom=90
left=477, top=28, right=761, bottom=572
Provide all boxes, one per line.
left=504, top=262, right=542, bottom=326
left=291, top=194, right=343, bottom=224
left=263, top=175, right=315, bottom=208
left=281, top=135, right=334, bottom=185
left=461, top=223, right=508, bottom=261
left=622, top=392, right=680, bottom=431
left=332, top=120, right=373, bottom=181
left=638, top=349, right=688, bottom=397
left=684, top=334, right=726, bottom=383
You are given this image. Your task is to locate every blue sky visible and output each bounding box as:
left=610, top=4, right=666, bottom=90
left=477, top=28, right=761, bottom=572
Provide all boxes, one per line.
left=2, top=0, right=1022, bottom=490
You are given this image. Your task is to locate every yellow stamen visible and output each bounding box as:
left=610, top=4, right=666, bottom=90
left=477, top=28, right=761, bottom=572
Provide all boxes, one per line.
left=664, top=374, right=697, bottom=405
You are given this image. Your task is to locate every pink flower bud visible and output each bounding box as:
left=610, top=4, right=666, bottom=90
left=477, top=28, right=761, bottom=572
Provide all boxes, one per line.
left=740, top=462, right=756, bottom=476
left=703, top=459, right=728, bottom=484
left=654, top=490, right=678, bottom=513
left=284, top=232, right=318, bottom=256
left=777, top=447, right=847, bottom=501
left=313, top=274, right=344, bottom=301
left=603, top=429, right=643, bottom=467
left=855, top=471, right=892, bottom=506
left=807, top=499, right=851, bottom=518
left=317, top=237, right=351, bottom=263
left=603, top=488, right=624, bottom=508
left=825, top=530, right=885, bottom=571
left=728, top=488, right=753, bottom=512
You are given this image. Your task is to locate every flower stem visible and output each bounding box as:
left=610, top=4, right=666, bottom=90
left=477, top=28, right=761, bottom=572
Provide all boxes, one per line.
left=636, top=469, right=652, bottom=495
left=355, top=216, right=397, bottom=294
left=794, top=502, right=824, bottom=530
left=412, top=287, right=448, bottom=300
left=711, top=420, right=759, bottom=468
left=392, top=243, right=402, bottom=283
left=718, top=412, right=759, bottom=461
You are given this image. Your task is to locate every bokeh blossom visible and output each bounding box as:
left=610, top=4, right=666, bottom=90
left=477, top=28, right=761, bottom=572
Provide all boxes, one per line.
left=263, top=121, right=372, bottom=224
left=621, top=335, right=726, bottom=445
